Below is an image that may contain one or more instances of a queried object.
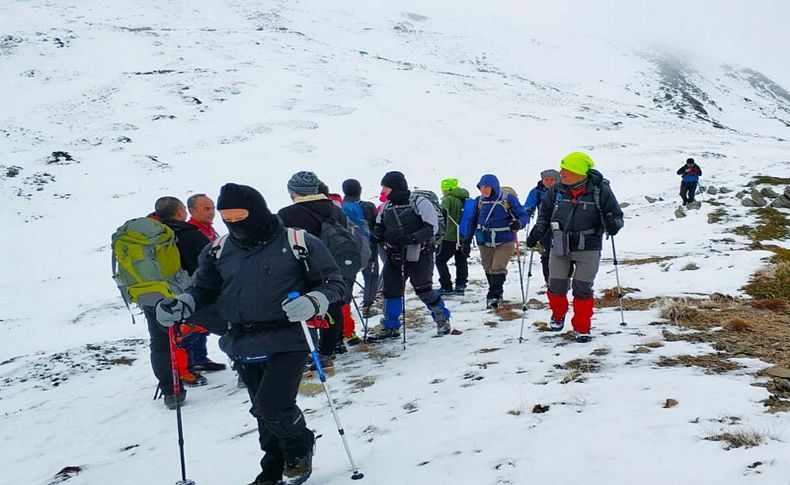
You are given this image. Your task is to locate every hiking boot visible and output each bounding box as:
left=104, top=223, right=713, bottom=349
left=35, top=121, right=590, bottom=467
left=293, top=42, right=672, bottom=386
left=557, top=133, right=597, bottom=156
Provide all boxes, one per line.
left=193, top=359, right=227, bottom=372
left=575, top=331, right=592, bottom=343
left=362, top=306, right=378, bottom=318
left=181, top=370, right=208, bottom=387
left=344, top=332, right=361, bottom=346
left=237, top=372, right=247, bottom=389
left=486, top=298, right=501, bottom=309
left=436, top=288, right=455, bottom=297
left=305, top=354, right=335, bottom=372
left=454, top=284, right=466, bottom=296
left=367, top=324, right=400, bottom=341
left=548, top=316, right=565, bottom=331
left=163, top=392, right=186, bottom=410
left=246, top=473, right=282, bottom=485
left=333, top=341, right=348, bottom=355
left=283, top=448, right=313, bottom=485
left=436, top=322, right=451, bottom=336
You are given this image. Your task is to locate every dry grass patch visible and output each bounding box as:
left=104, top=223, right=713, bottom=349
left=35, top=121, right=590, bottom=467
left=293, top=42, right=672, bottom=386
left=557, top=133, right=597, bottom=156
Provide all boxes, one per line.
left=558, top=358, right=602, bottom=384
left=657, top=354, right=743, bottom=374
left=492, top=301, right=522, bottom=321
left=621, top=256, right=675, bottom=266
left=658, top=298, right=701, bottom=324
left=703, top=428, right=766, bottom=450
left=726, top=318, right=752, bottom=332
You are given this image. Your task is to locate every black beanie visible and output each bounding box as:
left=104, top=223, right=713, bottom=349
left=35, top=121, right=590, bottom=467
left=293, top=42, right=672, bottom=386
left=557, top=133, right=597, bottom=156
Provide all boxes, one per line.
left=686, top=158, right=695, bottom=164
left=381, top=171, right=408, bottom=191
left=342, top=179, right=362, bottom=199
left=217, top=183, right=278, bottom=244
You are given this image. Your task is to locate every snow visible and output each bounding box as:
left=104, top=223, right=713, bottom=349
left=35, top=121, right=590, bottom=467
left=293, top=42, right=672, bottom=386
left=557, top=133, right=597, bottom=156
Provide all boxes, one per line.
left=1, top=1, right=789, bottom=484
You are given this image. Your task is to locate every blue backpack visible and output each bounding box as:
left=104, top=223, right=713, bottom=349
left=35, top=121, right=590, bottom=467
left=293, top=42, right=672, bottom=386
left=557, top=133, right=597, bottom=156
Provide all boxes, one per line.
left=342, top=201, right=370, bottom=238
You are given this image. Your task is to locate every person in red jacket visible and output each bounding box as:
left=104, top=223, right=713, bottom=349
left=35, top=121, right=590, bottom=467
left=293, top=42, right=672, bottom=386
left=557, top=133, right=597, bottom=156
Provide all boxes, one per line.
left=187, top=193, right=220, bottom=242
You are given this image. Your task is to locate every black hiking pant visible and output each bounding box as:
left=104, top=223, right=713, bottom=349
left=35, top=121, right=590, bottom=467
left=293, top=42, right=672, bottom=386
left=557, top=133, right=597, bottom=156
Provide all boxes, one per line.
left=361, top=242, right=380, bottom=308
left=680, top=181, right=698, bottom=204
left=143, top=306, right=180, bottom=395
left=435, top=240, right=468, bottom=291
left=238, top=351, right=315, bottom=482
left=382, top=249, right=435, bottom=299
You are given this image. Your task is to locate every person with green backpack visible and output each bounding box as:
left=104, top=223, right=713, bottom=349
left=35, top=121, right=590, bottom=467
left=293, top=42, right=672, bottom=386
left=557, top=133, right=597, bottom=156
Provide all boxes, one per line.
left=436, top=178, right=470, bottom=296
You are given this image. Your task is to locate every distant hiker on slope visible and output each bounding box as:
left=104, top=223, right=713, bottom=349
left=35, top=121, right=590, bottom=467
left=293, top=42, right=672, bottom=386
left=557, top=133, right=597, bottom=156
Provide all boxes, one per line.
left=523, top=169, right=561, bottom=284
left=368, top=171, right=452, bottom=339
left=459, top=174, right=529, bottom=309
left=526, top=152, right=624, bottom=343
left=436, top=178, right=470, bottom=296
left=677, top=157, right=702, bottom=206
left=155, top=183, right=347, bottom=485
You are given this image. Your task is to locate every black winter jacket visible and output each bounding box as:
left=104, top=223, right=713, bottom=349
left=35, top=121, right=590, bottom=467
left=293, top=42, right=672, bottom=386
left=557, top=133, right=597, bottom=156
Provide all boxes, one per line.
left=278, top=199, right=348, bottom=237
left=185, top=222, right=347, bottom=354
left=532, top=170, right=624, bottom=252
left=160, top=219, right=210, bottom=276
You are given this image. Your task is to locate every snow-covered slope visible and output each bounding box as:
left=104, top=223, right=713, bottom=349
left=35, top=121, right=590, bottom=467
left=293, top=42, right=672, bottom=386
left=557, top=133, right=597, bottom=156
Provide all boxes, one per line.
left=1, top=1, right=789, bottom=484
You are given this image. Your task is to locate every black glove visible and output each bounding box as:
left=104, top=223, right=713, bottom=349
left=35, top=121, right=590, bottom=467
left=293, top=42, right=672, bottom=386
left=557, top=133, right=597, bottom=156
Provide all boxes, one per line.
left=460, top=239, right=471, bottom=256
left=606, top=224, right=621, bottom=236
left=605, top=213, right=622, bottom=236
left=508, top=220, right=521, bottom=232
left=525, top=228, right=540, bottom=248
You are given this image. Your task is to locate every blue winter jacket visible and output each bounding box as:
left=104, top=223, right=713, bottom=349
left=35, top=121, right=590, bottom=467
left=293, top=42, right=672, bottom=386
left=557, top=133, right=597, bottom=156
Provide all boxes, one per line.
left=524, top=181, right=549, bottom=220
left=459, top=174, right=530, bottom=247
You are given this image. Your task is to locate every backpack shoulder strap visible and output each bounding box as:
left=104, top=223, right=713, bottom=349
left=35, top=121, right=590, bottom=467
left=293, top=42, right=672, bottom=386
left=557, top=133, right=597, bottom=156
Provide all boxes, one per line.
left=286, top=227, right=310, bottom=271
left=209, top=234, right=229, bottom=260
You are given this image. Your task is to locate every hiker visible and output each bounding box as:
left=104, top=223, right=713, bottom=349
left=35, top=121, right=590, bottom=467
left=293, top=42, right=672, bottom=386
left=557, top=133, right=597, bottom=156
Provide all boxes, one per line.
left=459, top=174, right=529, bottom=309
left=278, top=172, right=356, bottom=368
left=368, top=171, right=452, bottom=339
left=155, top=183, right=347, bottom=485
left=144, top=197, right=211, bottom=405
left=182, top=193, right=227, bottom=373
left=526, top=152, right=624, bottom=343
left=436, top=178, right=470, bottom=296
left=342, top=179, right=379, bottom=318
left=524, top=169, right=561, bottom=284
left=677, top=157, right=702, bottom=205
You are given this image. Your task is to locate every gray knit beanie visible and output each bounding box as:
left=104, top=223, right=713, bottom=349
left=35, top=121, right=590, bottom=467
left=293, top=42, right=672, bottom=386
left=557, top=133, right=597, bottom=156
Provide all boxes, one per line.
left=540, top=169, right=561, bottom=180
left=287, top=171, right=322, bottom=196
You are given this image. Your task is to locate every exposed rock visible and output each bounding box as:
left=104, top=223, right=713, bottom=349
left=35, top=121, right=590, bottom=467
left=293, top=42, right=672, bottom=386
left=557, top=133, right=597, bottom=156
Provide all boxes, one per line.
left=750, top=189, right=767, bottom=206
left=664, top=398, right=679, bottom=408
left=645, top=196, right=657, bottom=203
left=760, top=187, right=779, bottom=198
left=719, top=187, right=732, bottom=194
left=764, top=366, right=790, bottom=379
left=531, top=404, right=550, bottom=414
left=619, top=202, right=630, bottom=208
left=735, top=190, right=747, bottom=199
left=687, top=201, right=702, bottom=210
left=674, top=206, right=686, bottom=218
left=771, top=195, right=790, bottom=209
left=707, top=186, right=719, bottom=195
left=742, top=198, right=760, bottom=207
left=785, top=186, right=790, bottom=198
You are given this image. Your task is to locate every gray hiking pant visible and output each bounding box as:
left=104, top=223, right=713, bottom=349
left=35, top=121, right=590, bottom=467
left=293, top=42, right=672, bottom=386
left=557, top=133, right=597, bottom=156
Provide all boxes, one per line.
left=548, top=250, right=601, bottom=299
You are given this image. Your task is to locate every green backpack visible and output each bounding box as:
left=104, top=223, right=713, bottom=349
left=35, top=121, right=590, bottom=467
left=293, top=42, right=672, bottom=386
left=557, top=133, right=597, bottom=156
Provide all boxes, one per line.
left=111, top=217, right=191, bottom=321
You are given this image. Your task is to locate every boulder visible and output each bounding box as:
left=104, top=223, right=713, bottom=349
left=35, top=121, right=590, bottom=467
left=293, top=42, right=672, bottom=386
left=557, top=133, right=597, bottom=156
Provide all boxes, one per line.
left=674, top=206, right=686, bottom=218
left=770, top=195, right=790, bottom=209
left=687, top=201, right=702, bottom=210
left=707, top=186, right=719, bottom=195
left=645, top=196, right=657, bottom=203
left=735, top=190, right=747, bottom=199
left=760, top=187, right=779, bottom=198
left=742, top=198, right=759, bottom=207
left=619, top=202, right=631, bottom=208
left=785, top=186, right=790, bottom=198
left=750, top=189, right=767, bottom=207
left=719, top=187, right=732, bottom=194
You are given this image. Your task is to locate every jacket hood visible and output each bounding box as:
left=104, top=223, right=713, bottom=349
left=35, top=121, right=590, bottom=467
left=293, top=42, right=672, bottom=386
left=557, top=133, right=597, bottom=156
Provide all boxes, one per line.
left=477, top=174, right=500, bottom=198
left=447, top=187, right=470, bottom=199
left=161, top=219, right=201, bottom=233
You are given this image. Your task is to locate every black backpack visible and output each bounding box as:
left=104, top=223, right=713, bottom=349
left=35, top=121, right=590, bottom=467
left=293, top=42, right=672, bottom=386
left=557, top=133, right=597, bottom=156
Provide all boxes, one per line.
left=302, top=208, right=362, bottom=281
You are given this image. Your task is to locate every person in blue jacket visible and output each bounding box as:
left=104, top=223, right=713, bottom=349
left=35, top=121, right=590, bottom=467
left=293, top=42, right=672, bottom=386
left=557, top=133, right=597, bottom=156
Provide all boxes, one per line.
left=677, top=158, right=702, bottom=206
left=523, top=169, right=561, bottom=284
left=459, top=174, right=530, bottom=308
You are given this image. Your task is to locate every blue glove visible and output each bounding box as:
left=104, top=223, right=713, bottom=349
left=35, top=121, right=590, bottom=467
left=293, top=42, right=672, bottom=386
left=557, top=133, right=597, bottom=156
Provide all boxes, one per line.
left=155, top=294, right=195, bottom=327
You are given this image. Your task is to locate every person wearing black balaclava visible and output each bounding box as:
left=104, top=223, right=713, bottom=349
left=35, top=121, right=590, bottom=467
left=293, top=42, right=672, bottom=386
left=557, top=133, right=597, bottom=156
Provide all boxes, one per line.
left=369, top=171, right=453, bottom=340
left=155, top=183, right=347, bottom=485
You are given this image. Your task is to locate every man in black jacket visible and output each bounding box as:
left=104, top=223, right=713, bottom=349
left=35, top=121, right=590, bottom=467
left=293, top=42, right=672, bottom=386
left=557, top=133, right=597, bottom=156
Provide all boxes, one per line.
left=143, top=196, right=211, bottom=405
left=677, top=158, right=703, bottom=205
left=527, top=153, right=623, bottom=343
left=156, top=183, right=347, bottom=485
left=278, top=171, right=352, bottom=367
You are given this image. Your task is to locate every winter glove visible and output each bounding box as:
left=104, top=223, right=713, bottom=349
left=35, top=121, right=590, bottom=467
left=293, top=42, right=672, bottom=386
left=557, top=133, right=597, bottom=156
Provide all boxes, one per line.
left=605, top=213, right=623, bottom=236
left=508, top=220, right=521, bottom=232
left=155, top=294, right=195, bottom=327
left=460, top=239, right=472, bottom=257
left=282, top=291, right=330, bottom=322
left=525, top=227, right=540, bottom=248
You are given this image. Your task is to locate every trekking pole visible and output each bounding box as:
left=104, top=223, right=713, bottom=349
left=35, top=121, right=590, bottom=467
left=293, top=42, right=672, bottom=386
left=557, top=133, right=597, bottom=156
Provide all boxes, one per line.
left=288, top=292, right=364, bottom=481
left=401, top=249, right=407, bottom=350
left=518, top=248, right=535, bottom=343
left=349, top=293, right=368, bottom=341
left=168, top=324, right=196, bottom=485
left=610, top=238, right=627, bottom=327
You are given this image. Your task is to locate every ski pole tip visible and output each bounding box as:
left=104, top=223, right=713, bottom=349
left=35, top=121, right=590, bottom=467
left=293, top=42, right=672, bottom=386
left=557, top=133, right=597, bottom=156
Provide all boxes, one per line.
left=351, top=471, right=364, bottom=480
